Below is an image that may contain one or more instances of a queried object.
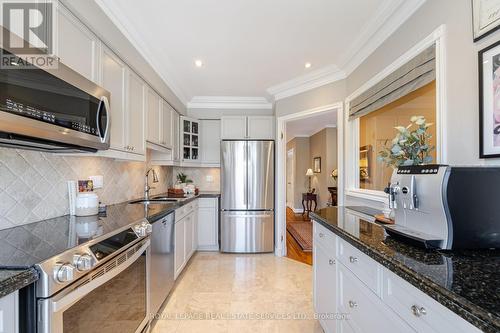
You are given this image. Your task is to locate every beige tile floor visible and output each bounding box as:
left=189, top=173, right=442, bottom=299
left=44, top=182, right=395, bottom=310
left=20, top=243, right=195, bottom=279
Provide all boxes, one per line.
left=151, top=252, right=324, bottom=333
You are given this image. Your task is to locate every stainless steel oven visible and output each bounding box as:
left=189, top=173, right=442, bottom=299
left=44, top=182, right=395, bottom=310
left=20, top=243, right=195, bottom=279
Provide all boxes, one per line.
left=37, top=235, right=151, bottom=333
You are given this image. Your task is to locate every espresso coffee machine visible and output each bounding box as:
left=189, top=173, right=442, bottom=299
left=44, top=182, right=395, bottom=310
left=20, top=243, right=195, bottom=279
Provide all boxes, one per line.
left=384, top=165, right=500, bottom=250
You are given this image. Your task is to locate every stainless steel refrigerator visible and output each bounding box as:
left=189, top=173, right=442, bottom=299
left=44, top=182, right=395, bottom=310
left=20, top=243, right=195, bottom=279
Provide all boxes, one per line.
left=221, top=140, right=274, bottom=253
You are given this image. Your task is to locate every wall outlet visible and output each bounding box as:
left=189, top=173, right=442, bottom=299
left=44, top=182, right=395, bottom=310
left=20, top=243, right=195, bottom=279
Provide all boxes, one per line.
left=89, top=175, right=104, bottom=189
left=206, top=175, right=214, bottom=183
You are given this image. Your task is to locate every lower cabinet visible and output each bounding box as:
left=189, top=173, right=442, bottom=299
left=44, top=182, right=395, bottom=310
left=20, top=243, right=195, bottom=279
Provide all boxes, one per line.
left=312, top=220, right=482, bottom=333
left=197, top=198, right=219, bottom=251
left=0, top=291, right=18, bottom=333
left=174, top=201, right=198, bottom=279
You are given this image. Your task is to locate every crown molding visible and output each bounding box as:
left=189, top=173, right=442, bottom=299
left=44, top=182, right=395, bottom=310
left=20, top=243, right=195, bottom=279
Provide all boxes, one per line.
left=267, top=64, right=346, bottom=101
left=267, top=0, right=426, bottom=101
left=187, top=96, right=273, bottom=109
left=95, top=0, right=189, bottom=105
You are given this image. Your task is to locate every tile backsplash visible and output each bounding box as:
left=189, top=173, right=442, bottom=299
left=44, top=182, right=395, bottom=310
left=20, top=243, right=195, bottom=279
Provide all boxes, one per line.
left=0, top=148, right=172, bottom=230
left=172, top=167, right=220, bottom=192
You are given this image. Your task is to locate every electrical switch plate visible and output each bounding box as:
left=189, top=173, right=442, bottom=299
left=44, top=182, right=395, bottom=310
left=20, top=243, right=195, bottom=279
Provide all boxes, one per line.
left=206, top=175, right=214, bottom=183
left=89, top=175, right=104, bottom=189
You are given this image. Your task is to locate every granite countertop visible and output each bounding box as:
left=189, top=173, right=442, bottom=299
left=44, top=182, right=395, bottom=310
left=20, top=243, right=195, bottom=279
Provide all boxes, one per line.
left=310, top=206, right=500, bottom=333
left=0, top=191, right=220, bottom=296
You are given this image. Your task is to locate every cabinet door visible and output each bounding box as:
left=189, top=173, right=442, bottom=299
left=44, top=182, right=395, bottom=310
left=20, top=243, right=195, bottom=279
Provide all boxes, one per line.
left=0, top=291, right=18, bottom=333
left=247, top=116, right=275, bottom=139
left=147, top=88, right=161, bottom=145
left=314, top=243, right=337, bottom=333
left=192, top=208, right=198, bottom=254
left=127, top=71, right=146, bottom=155
left=101, top=46, right=126, bottom=152
left=184, top=213, right=194, bottom=260
left=198, top=205, right=219, bottom=250
left=57, top=5, right=99, bottom=82
left=174, top=218, right=185, bottom=279
left=221, top=116, right=247, bottom=139
left=172, top=112, right=180, bottom=161
left=201, top=120, right=221, bottom=165
left=160, top=101, right=173, bottom=148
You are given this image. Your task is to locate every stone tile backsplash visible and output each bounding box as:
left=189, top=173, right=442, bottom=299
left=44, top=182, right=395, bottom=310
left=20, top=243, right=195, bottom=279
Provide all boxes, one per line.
left=172, top=167, right=220, bottom=192
left=0, top=148, right=173, bottom=230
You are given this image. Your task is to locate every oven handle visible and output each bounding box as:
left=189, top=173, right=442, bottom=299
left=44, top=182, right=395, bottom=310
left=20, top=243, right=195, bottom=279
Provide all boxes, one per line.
left=97, top=96, right=110, bottom=144
left=50, top=239, right=150, bottom=312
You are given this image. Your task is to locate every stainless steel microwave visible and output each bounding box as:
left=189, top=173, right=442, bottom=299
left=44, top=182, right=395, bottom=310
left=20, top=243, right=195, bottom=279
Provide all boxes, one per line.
left=0, top=48, right=110, bottom=152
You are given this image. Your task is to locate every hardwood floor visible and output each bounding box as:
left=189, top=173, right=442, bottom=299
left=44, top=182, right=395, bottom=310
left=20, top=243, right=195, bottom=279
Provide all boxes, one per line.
left=286, top=207, right=312, bottom=266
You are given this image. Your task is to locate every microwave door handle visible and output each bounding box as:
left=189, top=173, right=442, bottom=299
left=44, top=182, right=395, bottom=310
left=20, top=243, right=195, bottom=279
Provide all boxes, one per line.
left=97, top=96, right=110, bottom=143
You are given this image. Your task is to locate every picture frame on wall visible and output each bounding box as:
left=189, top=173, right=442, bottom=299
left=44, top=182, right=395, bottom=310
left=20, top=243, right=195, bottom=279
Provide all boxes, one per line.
left=479, top=39, right=500, bottom=158
left=313, top=157, right=321, bottom=173
left=473, top=0, right=500, bottom=42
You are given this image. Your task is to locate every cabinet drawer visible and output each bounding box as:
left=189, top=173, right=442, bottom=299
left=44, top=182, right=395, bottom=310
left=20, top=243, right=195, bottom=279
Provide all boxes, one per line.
left=338, top=238, right=380, bottom=294
left=313, top=221, right=337, bottom=255
left=338, top=263, right=414, bottom=333
left=382, top=268, right=482, bottom=333
left=175, top=200, right=197, bottom=222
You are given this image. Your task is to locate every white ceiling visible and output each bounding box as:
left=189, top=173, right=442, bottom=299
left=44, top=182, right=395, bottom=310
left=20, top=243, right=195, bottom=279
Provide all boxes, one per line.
left=96, top=0, right=425, bottom=105
left=286, top=110, right=337, bottom=141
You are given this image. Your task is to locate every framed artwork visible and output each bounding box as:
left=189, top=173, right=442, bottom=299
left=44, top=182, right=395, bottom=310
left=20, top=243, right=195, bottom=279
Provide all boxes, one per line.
left=473, top=0, right=500, bottom=42
left=479, top=40, right=500, bottom=157
left=313, top=157, right=321, bottom=173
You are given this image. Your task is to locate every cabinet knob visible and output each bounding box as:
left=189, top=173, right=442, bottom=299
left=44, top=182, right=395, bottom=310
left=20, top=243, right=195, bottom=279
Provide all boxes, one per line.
left=349, top=256, right=358, bottom=263
left=411, top=305, right=426, bottom=317
left=328, top=259, right=335, bottom=265
left=348, top=300, right=358, bottom=308
left=319, top=233, right=324, bottom=238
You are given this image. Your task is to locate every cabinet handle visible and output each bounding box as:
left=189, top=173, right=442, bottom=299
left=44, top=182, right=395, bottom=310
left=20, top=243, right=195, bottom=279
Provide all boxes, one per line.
left=348, top=300, right=358, bottom=308
left=411, top=305, right=426, bottom=317
left=328, top=259, right=335, bottom=265
left=319, top=233, right=324, bottom=238
left=349, top=256, right=358, bottom=263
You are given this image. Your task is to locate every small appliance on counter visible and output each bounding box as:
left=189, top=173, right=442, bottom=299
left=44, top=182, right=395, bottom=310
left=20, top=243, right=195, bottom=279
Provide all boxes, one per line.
left=75, top=192, right=99, bottom=216
left=384, top=164, right=500, bottom=250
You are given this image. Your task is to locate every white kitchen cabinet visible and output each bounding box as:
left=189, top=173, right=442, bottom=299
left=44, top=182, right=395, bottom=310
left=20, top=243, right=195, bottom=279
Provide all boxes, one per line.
left=174, top=217, right=186, bottom=279
left=184, top=213, right=194, bottom=262
left=160, top=101, right=174, bottom=149
left=180, top=116, right=201, bottom=165
left=221, top=116, right=247, bottom=139
left=221, top=116, right=274, bottom=140
left=147, top=88, right=161, bottom=146
left=172, top=111, right=180, bottom=162
left=57, top=4, right=99, bottom=82
left=201, top=120, right=221, bottom=166
left=313, top=242, right=337, bottom=333
left=0, top=291, right=18, bottom=333
left=197, top=198, right=219, bottom=251
left=126, top=70, right=146, bottom=156
left=247, top=116, right=275, bottom=139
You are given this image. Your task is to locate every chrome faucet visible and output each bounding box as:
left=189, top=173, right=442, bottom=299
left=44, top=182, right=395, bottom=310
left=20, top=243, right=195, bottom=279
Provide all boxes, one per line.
left=144, top=168, right=159, bottom=200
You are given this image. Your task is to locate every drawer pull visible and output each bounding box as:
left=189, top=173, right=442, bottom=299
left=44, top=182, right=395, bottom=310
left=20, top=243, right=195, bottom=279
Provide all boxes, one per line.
left=319, top=233, right=325, bottom=238
left=411, top=305, right=426, bottom=317
left=348, top=300, right=358, bottom=308
left=328, top=259, right=335, bottom=265
left=349, top=256, right=358, bottom=263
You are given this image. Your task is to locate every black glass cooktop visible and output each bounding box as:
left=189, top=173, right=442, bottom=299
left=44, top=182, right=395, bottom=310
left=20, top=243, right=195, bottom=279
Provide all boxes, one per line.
left=89, top=228, right=138, bottom=261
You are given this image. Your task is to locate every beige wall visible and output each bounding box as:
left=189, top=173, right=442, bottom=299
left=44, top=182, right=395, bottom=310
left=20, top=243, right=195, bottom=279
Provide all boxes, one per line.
left=286, top=137, right=310, bottom=210
left=310, top=128, right=337, bottom=208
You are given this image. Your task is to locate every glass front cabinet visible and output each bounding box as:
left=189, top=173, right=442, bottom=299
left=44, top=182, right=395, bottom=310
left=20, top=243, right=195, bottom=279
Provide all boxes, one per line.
left=180, top=116, right=200, bottom=164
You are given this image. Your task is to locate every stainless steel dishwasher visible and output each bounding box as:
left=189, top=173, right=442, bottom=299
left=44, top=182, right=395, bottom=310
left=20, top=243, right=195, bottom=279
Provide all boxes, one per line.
left=150, top=212, right=175, bottom=316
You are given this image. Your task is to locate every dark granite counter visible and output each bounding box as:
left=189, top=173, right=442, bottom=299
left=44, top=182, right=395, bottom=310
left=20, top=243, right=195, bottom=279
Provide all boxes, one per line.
left=310, top=206, right=500, bottom=333
left=0, top=192, right=220, bottom=295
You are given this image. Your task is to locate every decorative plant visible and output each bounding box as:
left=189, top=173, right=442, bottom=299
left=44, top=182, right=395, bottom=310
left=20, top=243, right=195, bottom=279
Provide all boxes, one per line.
left=176, top=172, right=193, bottom=184
left=378, top=116, right=435, bottom=168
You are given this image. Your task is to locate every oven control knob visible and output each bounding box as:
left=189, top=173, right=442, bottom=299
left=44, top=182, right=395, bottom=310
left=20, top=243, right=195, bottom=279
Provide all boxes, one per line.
left=53, top=263, right=75, bottom=283
left=73, top=254, right=93, bottom=272
left=142, top=221, right=153, bottom=235
left=134, top=224, right=147, bottom=237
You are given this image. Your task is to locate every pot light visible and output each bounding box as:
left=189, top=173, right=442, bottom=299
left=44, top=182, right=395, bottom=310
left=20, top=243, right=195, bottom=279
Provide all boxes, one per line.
left=305, top=62, right=312, bottom=69
left=194, top=59, right=203, bottom=67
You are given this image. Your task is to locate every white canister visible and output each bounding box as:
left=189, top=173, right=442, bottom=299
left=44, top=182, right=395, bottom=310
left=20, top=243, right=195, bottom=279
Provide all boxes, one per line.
left=75, top=192, right=99, bottom=216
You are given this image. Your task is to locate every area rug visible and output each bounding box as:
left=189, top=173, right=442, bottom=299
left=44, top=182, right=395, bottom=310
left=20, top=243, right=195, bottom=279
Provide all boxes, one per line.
left=287, top=221, right=313, bottom=252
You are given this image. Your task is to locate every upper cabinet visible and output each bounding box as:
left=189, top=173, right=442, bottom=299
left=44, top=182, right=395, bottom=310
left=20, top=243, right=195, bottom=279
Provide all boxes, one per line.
left=160, top=100, right=174, bottom=149
left=221, top=116, right=275, bottom=140
left=201, top=120, right=221, bottom=166
left=57, top=4, right=99, bottom=83
left=180, top=116, right=200, bottom=165
left=126, top=70, right=146, bottom=156
left=146, top=88, right=161, bottom=145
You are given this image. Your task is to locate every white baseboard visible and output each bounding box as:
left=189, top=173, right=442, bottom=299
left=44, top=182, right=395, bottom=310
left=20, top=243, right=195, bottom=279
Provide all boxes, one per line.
left=287, top=206, right=303, bottom=214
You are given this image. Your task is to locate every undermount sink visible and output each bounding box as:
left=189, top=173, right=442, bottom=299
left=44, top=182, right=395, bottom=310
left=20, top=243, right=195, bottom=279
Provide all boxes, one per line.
left=129, top=198, right=179, bottom=205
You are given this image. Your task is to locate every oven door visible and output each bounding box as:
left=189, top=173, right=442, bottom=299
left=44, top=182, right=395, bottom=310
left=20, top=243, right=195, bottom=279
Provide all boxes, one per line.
left=38, top=239, right=150, bottom=333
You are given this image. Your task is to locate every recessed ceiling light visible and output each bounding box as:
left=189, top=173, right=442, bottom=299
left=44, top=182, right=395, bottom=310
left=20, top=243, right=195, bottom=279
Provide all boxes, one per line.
left=305, top=62, right=312, bottom=69
left=195, top=59, right=203, bottom=67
